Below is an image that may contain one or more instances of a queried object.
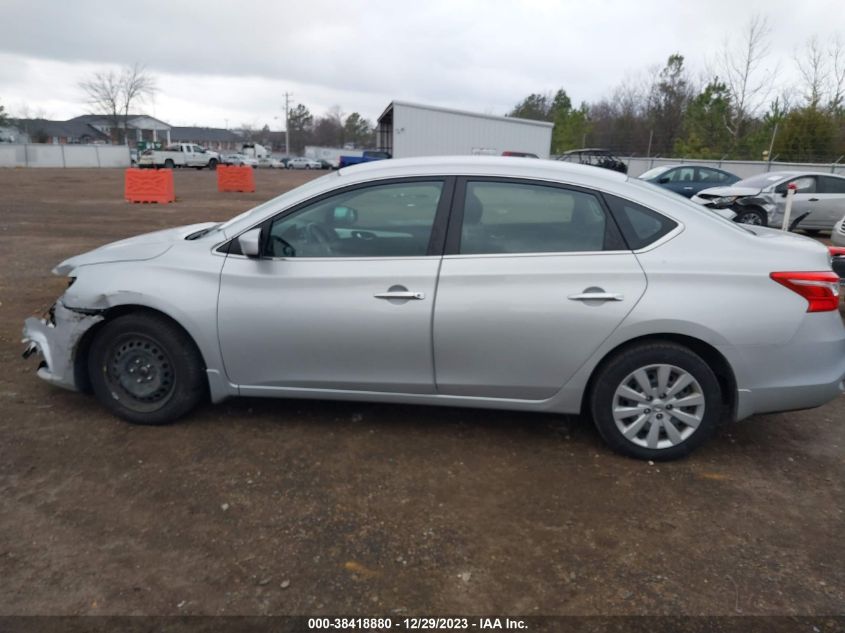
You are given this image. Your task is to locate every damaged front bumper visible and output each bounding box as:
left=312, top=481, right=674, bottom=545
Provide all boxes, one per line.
left=21, top=302, right=104, bottom=392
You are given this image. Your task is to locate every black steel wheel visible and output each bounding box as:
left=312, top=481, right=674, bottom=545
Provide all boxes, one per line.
left=88, top=312, right=206, bottom=425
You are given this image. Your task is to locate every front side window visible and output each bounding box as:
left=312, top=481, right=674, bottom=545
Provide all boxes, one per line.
left=777, top=176, right=816, bottom=194
left=459, top=181, right=614, bottom=254
left=668, top=167, right=695, bottom=182
left=267, top=181, right=443, bottom=258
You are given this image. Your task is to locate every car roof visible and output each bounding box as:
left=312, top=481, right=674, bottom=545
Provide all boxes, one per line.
left=336, top=155, right=629, bottom=185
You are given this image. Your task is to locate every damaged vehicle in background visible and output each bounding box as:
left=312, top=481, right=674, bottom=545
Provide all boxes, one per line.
left=21, top=157, right=845, bottom=461
left=691, top=171, right=845, bottom=231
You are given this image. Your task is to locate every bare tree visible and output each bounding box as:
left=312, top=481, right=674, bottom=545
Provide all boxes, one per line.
left=828, top=35, right=845, bottom=111
left=80, top=63, right=156, bottom=144
left=796, top=36, right=828, bottom=108
left=716, top=15, right=776, bottom=145
left=120, top=63, right=156, bottom=142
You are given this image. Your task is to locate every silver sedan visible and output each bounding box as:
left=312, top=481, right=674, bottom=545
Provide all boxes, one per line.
left=692, top=171, right=845, bottom=231
left=22, top=157, right=845, bottom=460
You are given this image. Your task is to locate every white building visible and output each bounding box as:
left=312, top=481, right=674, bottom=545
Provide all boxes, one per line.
left=377, top=100, right=553, bottom=159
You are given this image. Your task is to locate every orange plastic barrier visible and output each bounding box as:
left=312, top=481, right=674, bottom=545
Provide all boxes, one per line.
left=217, top=165, right=256, bottom=193
left=124, top=168, right=175, bottom=204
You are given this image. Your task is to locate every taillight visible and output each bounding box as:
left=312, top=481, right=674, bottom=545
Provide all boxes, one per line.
left=830, top=247, right=845, bottom=258
left=770, top=272, right=841, bottom=312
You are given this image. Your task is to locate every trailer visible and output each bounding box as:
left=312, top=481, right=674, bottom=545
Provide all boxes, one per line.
left=376, top=100, right=553, bottom=159
left=304, top=146, right=363, bottom=168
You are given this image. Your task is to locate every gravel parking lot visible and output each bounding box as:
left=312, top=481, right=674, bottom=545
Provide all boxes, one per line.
left=0, top=168, right=843, bottom=617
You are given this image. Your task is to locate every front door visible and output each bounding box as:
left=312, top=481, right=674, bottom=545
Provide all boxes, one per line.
left=433, top=178, right=647, bottom=400
left=217, top=178, right=451, bottom=393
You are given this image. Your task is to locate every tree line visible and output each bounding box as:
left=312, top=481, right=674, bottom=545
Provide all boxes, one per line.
left=241, top=105, right=375, bottom=154
left=509, top=17, right=845, bottom=163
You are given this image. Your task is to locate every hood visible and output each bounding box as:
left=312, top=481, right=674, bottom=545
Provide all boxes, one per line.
left=53, top=222, right=218, bottom=276
left=697, top=185, right=762, bottom=198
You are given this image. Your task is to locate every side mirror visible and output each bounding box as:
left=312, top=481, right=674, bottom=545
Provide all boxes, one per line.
left=332, top=206, right=358, bottom=226
left=238, top=228, right=262, bottom=257
left=657, top=176, right=670, bottom=184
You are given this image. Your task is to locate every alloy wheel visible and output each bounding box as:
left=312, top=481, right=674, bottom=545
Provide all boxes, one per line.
left=612, top=363, right=706, bottom=450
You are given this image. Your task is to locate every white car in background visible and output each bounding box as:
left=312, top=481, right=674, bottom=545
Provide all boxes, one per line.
left=257, top=157, right=285, bottom=169
left=287, top=157, right=322, bottom=170
left=222, top=153, right=258, bottom=168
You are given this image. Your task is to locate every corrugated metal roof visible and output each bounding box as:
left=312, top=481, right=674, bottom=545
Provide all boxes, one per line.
left=379, top=100, right=555, bottom=128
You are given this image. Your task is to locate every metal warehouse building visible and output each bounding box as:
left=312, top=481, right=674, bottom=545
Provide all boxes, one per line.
left=377, top=100, right=553, bottom=159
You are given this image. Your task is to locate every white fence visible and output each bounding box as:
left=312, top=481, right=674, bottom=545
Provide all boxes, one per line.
left=625, top=156, right=845, bottom=179
left=0, top=144, right=131, bottom=168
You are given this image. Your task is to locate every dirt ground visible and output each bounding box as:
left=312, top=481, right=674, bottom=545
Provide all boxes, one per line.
left=0, top=168, right=843, bottom=617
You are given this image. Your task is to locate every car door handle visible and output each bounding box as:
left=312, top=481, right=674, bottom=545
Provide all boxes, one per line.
left=683, top=186, right=693, bottom=190
left=568, top=292, right=624, bottom=302
left=808, top=198, right=819, bottom=202
left=374, top=291, right=425, bottom=300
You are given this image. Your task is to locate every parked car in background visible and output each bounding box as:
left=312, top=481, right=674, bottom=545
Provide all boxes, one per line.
left=833, top=213, right=845, bottom=246
left=222, top=153, right=258, bottom=168
left=638, top=165, right=740, bottom=198
left=557, top=148, right=627, bottom=174
left=316, top=159, right=333, bottom=169
left=692, top=171, right=845, bottom=229
left=338, top=150, right=391, bottom=169
left=137, top=143, right=220, bottom=170
left=287, top=157, right=322, bottom=170
left=256, top=157, right=285, bottom=169
left=22, top=157, right=845, bottom=461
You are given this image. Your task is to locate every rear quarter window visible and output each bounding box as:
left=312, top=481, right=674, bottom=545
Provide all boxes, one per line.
left=604, top=194, right=678, bottom=250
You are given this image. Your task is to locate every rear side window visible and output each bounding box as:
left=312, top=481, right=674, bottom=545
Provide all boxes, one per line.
left=819, top=176, right=845, bottom=194
left=604, top=194, right=678, bottom=250
left=458, top=181, right=622, bottom=254
left=697, top=167, right=727, bottom=183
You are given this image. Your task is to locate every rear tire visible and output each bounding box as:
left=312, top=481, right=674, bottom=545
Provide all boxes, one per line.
left=164, top=159, right=175, bottom=169
left=589, top=341, right=722, bottom=461
left=87, top=313, right=206, bottom=425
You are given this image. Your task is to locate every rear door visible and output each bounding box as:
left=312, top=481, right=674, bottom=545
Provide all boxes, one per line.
left=432, top=178, right=648, bottom=400
left=815, top=176, right=845, bottom=228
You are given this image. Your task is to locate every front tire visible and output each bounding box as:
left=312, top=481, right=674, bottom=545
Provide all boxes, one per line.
left=87, top=313, right=206, bottom=425
left=589, top=341, right=722, bottom=461
left=733, top=207, right=767, bottom=226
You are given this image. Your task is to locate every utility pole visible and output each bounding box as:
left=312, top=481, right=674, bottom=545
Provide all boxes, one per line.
left=283, top=92, right=292, bottom=157
left=767, top=122, right=778, bottom=166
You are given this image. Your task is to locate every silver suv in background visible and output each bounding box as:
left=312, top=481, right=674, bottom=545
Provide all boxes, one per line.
left=692, top=171, right=845, bottom=231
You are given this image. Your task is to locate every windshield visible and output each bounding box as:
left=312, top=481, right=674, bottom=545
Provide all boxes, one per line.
left=638, top=166, right=672, bottom=180
left=733, top=173, right=793, bottom=190
left=212, top=172, right=337, bottom=235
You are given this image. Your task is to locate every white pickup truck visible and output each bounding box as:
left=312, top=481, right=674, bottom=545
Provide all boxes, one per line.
left=137, top=143, right=220, bottom=169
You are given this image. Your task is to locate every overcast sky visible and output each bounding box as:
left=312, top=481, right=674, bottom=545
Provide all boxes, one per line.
left=1, top=0, right=842, bottom=128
